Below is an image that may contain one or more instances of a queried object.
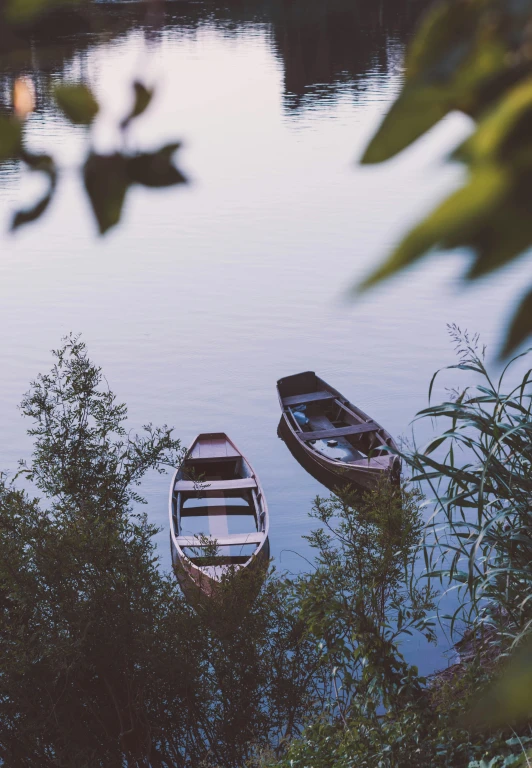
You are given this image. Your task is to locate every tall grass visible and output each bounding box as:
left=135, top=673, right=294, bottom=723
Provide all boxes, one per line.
left=404, top=327, right=532, bottom=649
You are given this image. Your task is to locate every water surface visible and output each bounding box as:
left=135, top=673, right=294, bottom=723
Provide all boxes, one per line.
left=0, top=0, right=527, bottom=672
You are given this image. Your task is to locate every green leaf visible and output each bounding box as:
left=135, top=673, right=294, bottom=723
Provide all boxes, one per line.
left=361, top=0, right=506, bottom=164
left=5, top=0, right=80, bottom=22
left=357, top=0, right=532, bottom=359
left=501, top=288, right=532, bottom=359
left=464, top=186, right=532, bottom=280
left=361, top=86, right=451, bottom=164
left=361, top=2, right=466, bottom=163
left=456, top=77, right=532, bottom=166
left=21, top=150, right=55, bottom=173
left=54, top=83, right=99, bottom=126
left=357, top=165, right=509, bottom=291
left=465, top=637, right=532, bottom=728
left=11, top=153, right=57, bottom=231
left=121, top=81, right=154, bottom=129
left=0, top=117, right=22, bottom=162
left=127, top=144, right=187, bottom=188
left=84, top=153, right=129, bottom=235
left=83, top=145, right=187, bottom=234
left=404, top=1, right=479, bottom=81
left=11, top=186, right=55, bottom=231
left=422, top=436, right=447, bottom=456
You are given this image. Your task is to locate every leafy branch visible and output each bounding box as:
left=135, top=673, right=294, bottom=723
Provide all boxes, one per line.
left=359, top=0, right=532, bottom=358
left=2, top=76, right=187, bottom=234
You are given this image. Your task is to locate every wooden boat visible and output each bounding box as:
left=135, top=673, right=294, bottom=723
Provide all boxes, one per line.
left=276, top=372, right=401, bottom=490
left=169, top=432, right=269, bottom=599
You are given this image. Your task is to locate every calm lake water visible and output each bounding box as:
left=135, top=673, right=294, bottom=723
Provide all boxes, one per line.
left=0, top=0, right=527, bottom=672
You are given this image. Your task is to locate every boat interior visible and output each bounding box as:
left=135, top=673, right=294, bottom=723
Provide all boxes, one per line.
left=172, top=435, right=266, bottom=568
left=278, top=372, right=390, bottom=465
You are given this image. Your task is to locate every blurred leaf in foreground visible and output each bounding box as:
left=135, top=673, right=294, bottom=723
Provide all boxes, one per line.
left=127, top=143, right=186, bottom=187
left=84, top=153, right=129, bottom=235
left=11, top=153, right=57, bottom=231
left=466, top=637, right=532, bottom=729
left=503, top=289, right=532, bottom=358
left=5, top=0, right=80, bottom=23
left=359, top=0, right=532, bottom=358
left=54, top=83, right=99, bottom=126
left=0, top=117, right=22, bottom=162
left=120, top=81, right=154, bottom=130
left=84, top=146, right=187, bottom=234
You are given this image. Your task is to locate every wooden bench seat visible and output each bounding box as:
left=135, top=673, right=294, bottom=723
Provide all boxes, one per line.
left=299, top=422, right=379, bottom=442
left=175, top=478, right=257, bottom=492
left=282, top=391, right=335, bottom=407
left=175, top=532, right=265, bottom=548
left=181, top=503, right=254, bottom=517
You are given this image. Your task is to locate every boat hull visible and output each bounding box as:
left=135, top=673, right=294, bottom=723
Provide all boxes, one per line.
left=279, top=414, right=394, bottom=491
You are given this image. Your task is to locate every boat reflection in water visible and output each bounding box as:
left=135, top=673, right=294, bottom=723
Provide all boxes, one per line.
left=169, top=433, right=270, bottom=606
left=276, top=372, right=401, bottom=494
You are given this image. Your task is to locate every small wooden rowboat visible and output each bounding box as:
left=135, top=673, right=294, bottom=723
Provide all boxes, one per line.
left=169, top=433, right=269, bottom=598
left=277, top=372, right=401, bottom=490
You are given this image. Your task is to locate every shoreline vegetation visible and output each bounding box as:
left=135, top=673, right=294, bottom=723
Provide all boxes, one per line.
left=0, top=332, right=531, bottom=766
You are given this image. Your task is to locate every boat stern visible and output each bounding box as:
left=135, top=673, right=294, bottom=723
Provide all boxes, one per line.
left=277, top=371, right=318, bottom=402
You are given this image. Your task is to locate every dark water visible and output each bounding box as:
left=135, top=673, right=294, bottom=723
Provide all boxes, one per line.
left=0, top=0, right=526, bottom=673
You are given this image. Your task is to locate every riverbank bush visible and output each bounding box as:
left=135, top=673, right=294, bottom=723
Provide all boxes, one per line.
left=0, top=337, right=326, bottom=767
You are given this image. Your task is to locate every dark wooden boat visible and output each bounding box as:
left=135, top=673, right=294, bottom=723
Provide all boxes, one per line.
left=276, top=372, right=401, bottom=490
left=169, top=432, right=269, bottom=599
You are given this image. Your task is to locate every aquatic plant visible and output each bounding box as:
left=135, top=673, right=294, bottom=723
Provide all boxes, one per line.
left=406, top=326, right=532, bottom=650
